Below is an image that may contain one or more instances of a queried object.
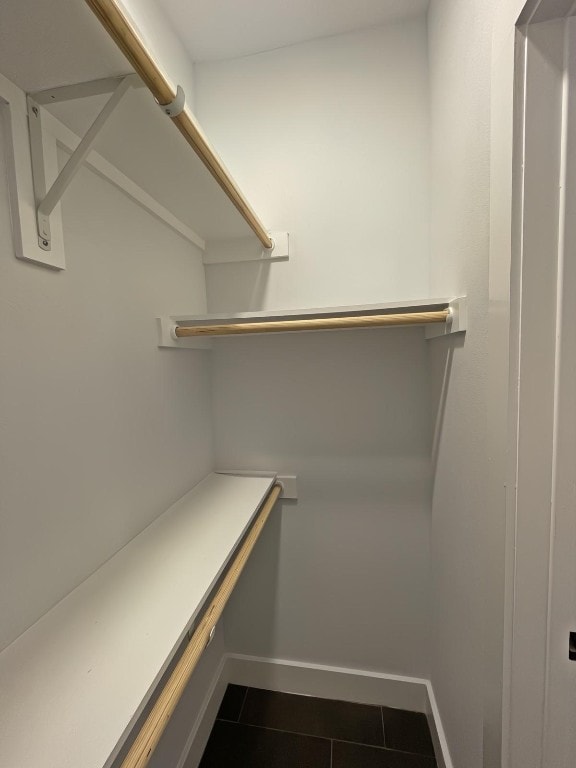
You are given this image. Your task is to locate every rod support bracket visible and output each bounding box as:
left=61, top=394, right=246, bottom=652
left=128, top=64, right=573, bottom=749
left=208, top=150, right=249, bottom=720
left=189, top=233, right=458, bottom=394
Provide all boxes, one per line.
left=156, top=316, right=212, bottom=349
left=425, top=296, right=467, bottom=339
left=157, top=85, right=185, bottom=117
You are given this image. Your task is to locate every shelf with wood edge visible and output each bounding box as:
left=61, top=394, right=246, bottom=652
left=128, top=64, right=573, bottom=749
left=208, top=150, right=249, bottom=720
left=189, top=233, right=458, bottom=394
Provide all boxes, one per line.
left=157, top=297, right=467, bottom=348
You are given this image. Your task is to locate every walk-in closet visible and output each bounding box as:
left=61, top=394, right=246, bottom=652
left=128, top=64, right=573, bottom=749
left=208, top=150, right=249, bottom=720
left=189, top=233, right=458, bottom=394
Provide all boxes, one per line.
left=1, top=1, right=574, bottom=767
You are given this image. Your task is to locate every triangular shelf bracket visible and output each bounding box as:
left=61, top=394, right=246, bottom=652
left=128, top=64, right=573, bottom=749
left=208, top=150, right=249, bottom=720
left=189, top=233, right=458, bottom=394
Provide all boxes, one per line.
left=27, top=74, right=140, bottom=259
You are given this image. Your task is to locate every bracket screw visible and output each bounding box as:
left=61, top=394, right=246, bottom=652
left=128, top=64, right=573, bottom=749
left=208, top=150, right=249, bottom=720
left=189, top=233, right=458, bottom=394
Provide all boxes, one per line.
left=42, top=240, right=48, bottom=247
left=32, top=106, right=38, bottom=116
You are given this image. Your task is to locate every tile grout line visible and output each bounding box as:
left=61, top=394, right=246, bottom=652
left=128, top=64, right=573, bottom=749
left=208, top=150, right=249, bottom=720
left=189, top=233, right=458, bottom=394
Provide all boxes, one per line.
left=236, top=685, right=250, bottom=723
left=217, top=719, right=332, bottom=743
left=215, top=719, right=435, bottom=759
left=218, top=690, right=436, bottom=761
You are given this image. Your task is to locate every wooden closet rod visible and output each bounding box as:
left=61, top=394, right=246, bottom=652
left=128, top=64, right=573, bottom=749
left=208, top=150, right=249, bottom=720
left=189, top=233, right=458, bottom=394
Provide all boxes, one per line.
left=119, top=483, right=282, bottom=768
left=174, top=310, right=451, bottom=337
left=84, top=0, right=274, bottom=250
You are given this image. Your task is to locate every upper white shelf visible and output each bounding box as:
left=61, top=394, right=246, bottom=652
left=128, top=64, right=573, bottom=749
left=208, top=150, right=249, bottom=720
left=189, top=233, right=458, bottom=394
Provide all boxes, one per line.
left=44, top=85, right=260, bottom=244
left=157, top=297, right=467, bottom=348
left=1, top=0, right=277, bottom=270
left=0, top=473, right=275, bottom=768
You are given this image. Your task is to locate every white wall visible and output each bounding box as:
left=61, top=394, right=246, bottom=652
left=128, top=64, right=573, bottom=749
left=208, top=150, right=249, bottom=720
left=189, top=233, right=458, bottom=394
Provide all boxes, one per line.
left=426, top=1, right=520, bottom=766
left=195, top=18, right=430, bottom=312
left=0, top=129, right=214, bottom=651
left=426, top=0, right=491, bottom=757
left=427, top=1, right=492, bottom=763
left=193, top=17, right=434, bottom=679
left=117, top=0, right=197, bottom=108
left=212, top=329, right=432, bottom=676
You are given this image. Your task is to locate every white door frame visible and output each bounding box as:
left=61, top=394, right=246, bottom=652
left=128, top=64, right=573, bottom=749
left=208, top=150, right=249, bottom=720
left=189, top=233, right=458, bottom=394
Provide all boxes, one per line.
left=492, top=1, right=576, bottom=767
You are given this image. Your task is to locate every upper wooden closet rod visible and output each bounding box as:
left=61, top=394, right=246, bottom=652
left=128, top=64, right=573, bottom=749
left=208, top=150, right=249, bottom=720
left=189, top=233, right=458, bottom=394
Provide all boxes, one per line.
left=84, top=0, right=274, bottom=250
left=174, top=309, right=451, bottom=337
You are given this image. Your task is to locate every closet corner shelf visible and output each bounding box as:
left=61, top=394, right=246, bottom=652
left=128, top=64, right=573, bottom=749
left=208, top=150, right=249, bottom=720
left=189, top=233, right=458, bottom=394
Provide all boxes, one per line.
left=0, top=472, right=279, bottom=768
left=157, top=296, right=467, bottom=348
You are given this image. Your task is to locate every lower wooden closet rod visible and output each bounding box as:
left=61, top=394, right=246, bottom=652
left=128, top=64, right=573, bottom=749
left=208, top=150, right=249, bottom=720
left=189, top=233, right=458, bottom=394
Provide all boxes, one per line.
left=175, top=309, right=450, bottom=337
left=119, top=483, right=282, bottom=768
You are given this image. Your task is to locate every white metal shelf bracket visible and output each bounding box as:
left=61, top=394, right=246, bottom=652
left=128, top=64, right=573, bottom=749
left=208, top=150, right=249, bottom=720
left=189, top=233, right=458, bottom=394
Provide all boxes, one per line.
left=28, top=75, right=135, bottom=253
left=1, top=72, right=62, bottom=268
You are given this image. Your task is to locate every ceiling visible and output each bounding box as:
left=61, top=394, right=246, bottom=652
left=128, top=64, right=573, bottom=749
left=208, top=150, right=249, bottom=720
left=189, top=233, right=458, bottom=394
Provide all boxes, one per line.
left=0, top=0, right=429, bottom=92
left=161, top=0, right=429, bottom=62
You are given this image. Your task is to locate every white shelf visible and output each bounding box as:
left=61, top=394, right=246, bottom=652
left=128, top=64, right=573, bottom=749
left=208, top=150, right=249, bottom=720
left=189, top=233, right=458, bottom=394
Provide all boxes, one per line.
left=157, top=297, right=467, bottom=348
left=175, top=298, right=453, bottom=323
left=0, top=473, right=276, bottom=768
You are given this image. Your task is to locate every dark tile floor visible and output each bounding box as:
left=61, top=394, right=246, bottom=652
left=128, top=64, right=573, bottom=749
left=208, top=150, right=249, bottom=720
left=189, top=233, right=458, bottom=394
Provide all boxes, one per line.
left=199, top=685, right=437, bottom=767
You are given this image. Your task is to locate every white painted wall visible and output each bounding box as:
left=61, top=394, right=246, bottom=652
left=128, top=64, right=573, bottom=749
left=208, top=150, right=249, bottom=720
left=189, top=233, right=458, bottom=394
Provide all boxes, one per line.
left=426, top=4, right=491, bottom=761
left=116, top=0, right=197, bottom=108
left=426, top=1, right=523, bottom=766
left=212, top=330, right=432, bottom=676
left=192, top=18, right=434, bottom=679
left=427, top=1, right=493, bottom=764
left=195, top=18, right=430, bottom=311
left=0, top=125, right=213, bottom=651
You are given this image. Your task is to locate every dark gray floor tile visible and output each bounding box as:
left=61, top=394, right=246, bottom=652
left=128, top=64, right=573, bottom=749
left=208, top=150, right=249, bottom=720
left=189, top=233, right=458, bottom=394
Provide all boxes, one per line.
left=239, top=687, right=384, bottom=746
left=199, top=720, right=331, bottom=768
left=216, top=684, right=248, bottom=721
left=333, top=740, right=437, bottom=767
left=382, top=708, right=435, bottom=756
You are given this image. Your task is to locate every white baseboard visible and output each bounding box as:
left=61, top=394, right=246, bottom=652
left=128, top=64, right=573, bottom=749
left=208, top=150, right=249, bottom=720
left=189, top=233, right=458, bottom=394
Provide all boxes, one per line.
left=224, top=654, right=429, bottom=711
left=178, top=653, right=453, bottom=768
left=424, top=681, right=454, bottom=768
